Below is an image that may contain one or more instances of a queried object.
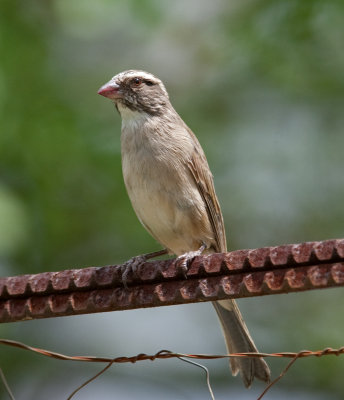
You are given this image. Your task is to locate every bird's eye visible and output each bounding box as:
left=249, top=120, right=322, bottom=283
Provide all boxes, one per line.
left=133, top=78, right=142, bottom=86
left=145, top=80, right=154, bottom=86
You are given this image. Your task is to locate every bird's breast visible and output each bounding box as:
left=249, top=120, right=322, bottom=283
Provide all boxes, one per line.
left=120, top=125, right=213, bottom=254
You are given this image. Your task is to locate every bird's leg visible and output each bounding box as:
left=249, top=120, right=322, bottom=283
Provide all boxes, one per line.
left=121, top=248, right=168, bottom=289
left=175, top=243, right=207, bottom=276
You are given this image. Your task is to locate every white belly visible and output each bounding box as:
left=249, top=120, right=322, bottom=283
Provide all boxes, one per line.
left=122, top=148, right=213, bottom=255
left=120, top=114, right=214, bottom=255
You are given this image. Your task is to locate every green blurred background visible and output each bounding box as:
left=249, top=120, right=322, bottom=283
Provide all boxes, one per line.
left=1, top=0, right=344, bottom=399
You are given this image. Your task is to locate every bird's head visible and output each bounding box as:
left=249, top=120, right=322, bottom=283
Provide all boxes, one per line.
left=98, top=70, right=169, bottom=116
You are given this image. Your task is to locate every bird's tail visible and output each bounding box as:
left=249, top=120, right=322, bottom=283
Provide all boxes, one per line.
left=212, top=299, right=270, bottom=388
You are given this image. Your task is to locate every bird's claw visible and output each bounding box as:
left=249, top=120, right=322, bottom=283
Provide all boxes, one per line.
left=120, top=255, right=147, bottom=289
left=175, top=250, right=200, bottom=277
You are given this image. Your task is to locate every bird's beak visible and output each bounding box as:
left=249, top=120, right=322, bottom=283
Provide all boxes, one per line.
left=98, top=81, right=122, bottom=100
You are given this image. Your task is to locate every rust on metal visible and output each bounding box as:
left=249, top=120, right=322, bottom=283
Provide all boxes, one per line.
left=1, top=239, right=344, bottom=323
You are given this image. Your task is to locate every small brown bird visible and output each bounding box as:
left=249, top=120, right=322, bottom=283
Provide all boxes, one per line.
left=98, top=70, right=270, bottom=387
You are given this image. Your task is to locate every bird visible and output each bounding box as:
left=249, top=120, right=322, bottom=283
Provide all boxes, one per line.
left=98, top=70, right=270, bottom=387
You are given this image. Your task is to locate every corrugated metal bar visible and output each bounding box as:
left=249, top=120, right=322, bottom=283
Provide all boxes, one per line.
left=1, top=239, right=343, bottom=323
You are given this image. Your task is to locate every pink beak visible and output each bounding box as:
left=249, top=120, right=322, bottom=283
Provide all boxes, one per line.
left=97, top=81, right=121, bottom=100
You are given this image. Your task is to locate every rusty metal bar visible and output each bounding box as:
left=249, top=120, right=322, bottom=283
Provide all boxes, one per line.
left=1, top=239, right=344, bottom=323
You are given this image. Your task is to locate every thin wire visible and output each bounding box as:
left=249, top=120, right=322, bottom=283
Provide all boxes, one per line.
left=0, top=367, right=16, bottom=400
left=257, top=353, right=302, bottom=400
left=1, top=339, right=343, bottom=364
left=177, top=357, right=215, bottom=400
left=67, top=358, right=117, bottom=400
left=1, top=338, right=344, bottom=400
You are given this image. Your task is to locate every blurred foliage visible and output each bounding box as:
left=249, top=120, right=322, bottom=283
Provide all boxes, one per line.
left=0, top=0, right=344, bottom=399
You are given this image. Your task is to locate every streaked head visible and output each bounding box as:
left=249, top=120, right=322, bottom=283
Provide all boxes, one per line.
left=98, top=70, right=169, bottom=116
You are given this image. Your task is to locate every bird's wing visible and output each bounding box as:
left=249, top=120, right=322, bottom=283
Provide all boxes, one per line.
left=186, top=128, right=227, bottom=253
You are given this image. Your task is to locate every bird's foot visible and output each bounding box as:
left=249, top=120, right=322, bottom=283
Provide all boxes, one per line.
left=120, top=249, right=168, bottom=290
left=120, top=255, right=147, bottom=289
left=175, top=243, right=207, bottom=277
